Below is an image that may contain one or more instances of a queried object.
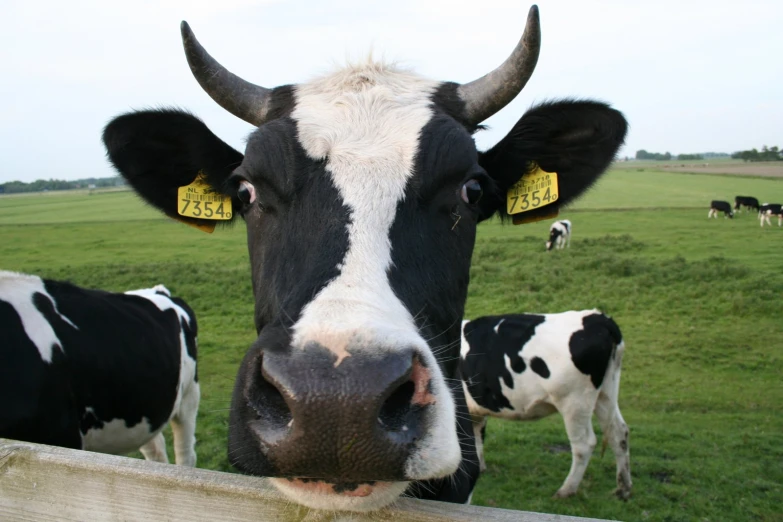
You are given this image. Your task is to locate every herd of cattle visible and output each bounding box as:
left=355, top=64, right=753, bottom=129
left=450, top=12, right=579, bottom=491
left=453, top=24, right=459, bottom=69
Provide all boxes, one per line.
left=2, top=5, right=636, bottom=513
left=709, top=196, right=783, bottom=225
left=1, top=271, right=631, bottom=504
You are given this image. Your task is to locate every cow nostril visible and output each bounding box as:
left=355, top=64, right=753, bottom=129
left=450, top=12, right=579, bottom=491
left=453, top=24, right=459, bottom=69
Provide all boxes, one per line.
left=248, top=356, right=293, bottom=437
left=378, top=380, right=415, bottom=431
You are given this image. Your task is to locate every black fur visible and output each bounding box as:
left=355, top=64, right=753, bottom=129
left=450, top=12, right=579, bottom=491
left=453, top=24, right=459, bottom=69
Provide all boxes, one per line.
left=461, top=315, right=547, bottom=413
left=530, top=356, right=551, bottom=378
left=710, top=200, right=734, bottom=218
left=0, top=276, right=197, bottom=451
left=477, top=100, right=628, bottom=222
left=103, top=109, right=244, bottom=228
left=568, top=313, right=622, bottom=388
left=734, top=196, right=759, bottom=212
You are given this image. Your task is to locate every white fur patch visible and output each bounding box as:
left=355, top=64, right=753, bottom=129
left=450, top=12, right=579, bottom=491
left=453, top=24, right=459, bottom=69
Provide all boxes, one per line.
left=270, top=478, right=408, bottom=512
left=80, top=410, right=157, bottom=455
left=125, top=285, right=190, bottom=327
left=463, top=310, right=602, bottom=420
left=0, top=270, right=78, bottom=363
left=288, top=62, right=460, bottom=484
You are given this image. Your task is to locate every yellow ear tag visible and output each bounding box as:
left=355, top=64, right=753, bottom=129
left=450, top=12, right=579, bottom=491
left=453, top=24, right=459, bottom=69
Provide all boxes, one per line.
left=177, top=173, right=233, bottom=221
left=507, top=163, right=559, bottom=217
left=170, top=216, right=217, bottom=234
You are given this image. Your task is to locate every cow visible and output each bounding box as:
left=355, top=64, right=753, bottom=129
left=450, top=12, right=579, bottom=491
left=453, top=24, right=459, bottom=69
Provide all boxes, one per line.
left=708, top=200, right=734, bottom=219
left=460, top=310, right=631, bottom=500
left=759, top=203, right=783, bottom=227
left=101, top=6, right=628, bottom=511
left=734, top=196, right=760, bottom=213
left=0, top=271, right=199, bottom=467
left=546, top=219, right=572, bottom=251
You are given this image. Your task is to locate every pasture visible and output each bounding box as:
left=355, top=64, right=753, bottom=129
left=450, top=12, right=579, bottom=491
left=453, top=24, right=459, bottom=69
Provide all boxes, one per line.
left=1, top=168, right=781, bottom=522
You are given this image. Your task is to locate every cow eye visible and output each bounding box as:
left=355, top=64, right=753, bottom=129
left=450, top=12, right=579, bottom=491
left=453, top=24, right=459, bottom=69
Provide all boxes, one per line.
left=237, top=180, right=256, bottom=205
left=460, top=179, right=483, bottom=205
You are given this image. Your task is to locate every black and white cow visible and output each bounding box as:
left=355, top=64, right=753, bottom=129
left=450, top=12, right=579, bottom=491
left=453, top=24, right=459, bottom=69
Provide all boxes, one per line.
left=460, top=310, right=631, bottom=500
left=0, top=271, right=199, bottom=466
left=759, top=203, right=783, bottom=227
left=734, top=196, right=760, bottom=213
left=102, top=6, right=627, bottom=511
left=546, top=219, right=572, bottom=251
left=708, top=200, right=734, bottom=219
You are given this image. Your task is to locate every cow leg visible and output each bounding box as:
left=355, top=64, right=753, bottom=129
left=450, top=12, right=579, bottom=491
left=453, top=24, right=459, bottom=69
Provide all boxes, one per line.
left=170, top=380, right=200, bottom=467
left=471, top=415, right=488, bottom=473
left=140, top=432, right=169, bottom=463
left=554, top=403, right=596, bottom=498
left=595, top=396, right=632, bottom=499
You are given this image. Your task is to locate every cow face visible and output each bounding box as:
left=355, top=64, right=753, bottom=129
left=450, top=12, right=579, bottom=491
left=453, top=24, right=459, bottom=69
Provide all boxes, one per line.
left=103, top=6, right=627, bottom=511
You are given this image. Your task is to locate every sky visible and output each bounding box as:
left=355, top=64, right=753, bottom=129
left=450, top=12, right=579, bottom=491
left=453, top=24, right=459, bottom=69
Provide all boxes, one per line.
left=1, top=0, right=781, bottom=183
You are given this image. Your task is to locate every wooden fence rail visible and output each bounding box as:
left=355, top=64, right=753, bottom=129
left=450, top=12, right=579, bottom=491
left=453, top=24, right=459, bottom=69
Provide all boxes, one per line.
left=0, top=439, right=613, bottom=521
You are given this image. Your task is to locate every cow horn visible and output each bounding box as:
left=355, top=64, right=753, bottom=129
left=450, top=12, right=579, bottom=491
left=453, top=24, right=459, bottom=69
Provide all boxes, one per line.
left=457, top=5, right=541, bottom=124
left=181, top=21, right=273, bottom=127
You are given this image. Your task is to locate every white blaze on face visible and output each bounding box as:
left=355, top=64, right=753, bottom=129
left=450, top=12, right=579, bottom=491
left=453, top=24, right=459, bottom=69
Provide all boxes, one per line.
left=0, top=270, right=77, bottom=363
left=286, top=62, right=460, bottom=489
left=291, top=62, right=439, bottom=355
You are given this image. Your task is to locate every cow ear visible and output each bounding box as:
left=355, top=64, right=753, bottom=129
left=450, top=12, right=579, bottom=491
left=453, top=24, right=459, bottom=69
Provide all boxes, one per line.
left=103, top=109, right=244, bottom=228
left=477, top=100, right=627, bottom=222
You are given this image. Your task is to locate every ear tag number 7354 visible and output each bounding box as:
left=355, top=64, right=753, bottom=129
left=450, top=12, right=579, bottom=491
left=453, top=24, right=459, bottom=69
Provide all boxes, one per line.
left=507, top=164, right=559, bottom=215
left=177, top=173, right=233, bottom=220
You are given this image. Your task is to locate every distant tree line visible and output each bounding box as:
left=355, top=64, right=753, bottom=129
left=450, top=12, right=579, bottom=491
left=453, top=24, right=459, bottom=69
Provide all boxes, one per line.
left=0, top=176, right=125, bottom=194
left=731, top=146, right=781, bottom=162
left=636, top=150, right=672, bottom=160
left=635, top=150, right=709, bottom=161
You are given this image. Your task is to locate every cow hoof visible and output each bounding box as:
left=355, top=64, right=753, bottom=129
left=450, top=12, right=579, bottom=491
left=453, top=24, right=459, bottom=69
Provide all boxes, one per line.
left=614, top=487, right=632, bottom=501
left=553, top=488, right=577, bottom=499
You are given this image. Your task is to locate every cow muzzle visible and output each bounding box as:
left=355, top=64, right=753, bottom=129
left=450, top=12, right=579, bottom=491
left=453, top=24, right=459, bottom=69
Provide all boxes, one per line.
left=240, top=341, right=435, bottom=483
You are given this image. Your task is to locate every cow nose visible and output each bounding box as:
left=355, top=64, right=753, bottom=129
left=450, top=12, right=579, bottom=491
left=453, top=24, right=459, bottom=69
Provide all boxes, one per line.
left=247, top=345, right=430, bottom=482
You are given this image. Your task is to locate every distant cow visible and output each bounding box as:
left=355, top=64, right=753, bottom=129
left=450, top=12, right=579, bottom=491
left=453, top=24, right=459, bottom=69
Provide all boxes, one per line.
left=759, top=203, right=783, bottom=227
left=734, top=196, right=760, bottom=212
left=708, top=200, right=734, bottom=219
left=0, top=271, right=199, bottom=466
left=460, top=310, right=631, bottom=499
left=546, top=220, right=572, bottom=251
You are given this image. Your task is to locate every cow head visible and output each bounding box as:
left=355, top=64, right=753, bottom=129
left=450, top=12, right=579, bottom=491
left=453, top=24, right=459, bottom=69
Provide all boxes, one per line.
left=103, top=6, right=627, bottom=512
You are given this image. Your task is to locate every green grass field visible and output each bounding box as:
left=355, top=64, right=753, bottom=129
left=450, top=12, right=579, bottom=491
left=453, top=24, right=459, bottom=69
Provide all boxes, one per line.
left=1, top=169, right=781, bottom=522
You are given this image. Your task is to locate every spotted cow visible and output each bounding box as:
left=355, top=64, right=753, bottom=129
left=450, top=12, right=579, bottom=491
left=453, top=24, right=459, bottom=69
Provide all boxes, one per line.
left=0, top=271, right=199, bottom=466
left=734, top=196, right=760, bottom=213
left=759, top=203, right=782, bottom=227
left=546, top=219, right=572, bottom=251
left=460, top=310, right=631, bottom=499
left=708, top=200, right=734, bottom=219
left=102, top=6, right=628, bottom=511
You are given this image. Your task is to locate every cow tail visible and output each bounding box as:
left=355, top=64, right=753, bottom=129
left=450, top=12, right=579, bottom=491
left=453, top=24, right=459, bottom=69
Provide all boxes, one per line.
left=599, top=314, right=625, bottom=457
left=599, top=315, right=625, bottom=393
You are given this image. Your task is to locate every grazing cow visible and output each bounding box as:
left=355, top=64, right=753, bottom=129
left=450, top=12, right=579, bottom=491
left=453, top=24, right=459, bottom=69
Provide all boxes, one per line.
left=0, top=271, right=199, bottom=466
left=102, top=6, right=627, bottom=511
left=546, top=219, right=572, bottom=251
left=759, top=203, right=783, bottom=227
left=734, top=196, right=760, bottom=213
left=708, top=200, right=734, bottom=219
left=461, top=310, right=631, bottom=500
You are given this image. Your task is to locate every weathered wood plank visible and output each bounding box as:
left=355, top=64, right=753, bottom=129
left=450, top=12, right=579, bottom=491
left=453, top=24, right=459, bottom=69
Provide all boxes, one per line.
left=0, top=439, right=613, bottom=521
